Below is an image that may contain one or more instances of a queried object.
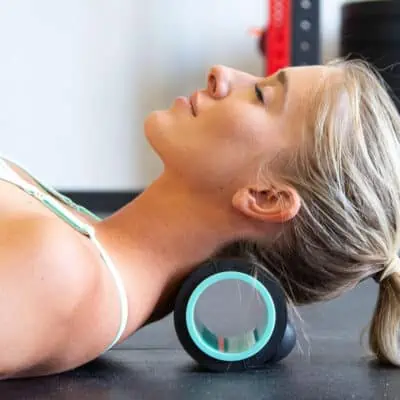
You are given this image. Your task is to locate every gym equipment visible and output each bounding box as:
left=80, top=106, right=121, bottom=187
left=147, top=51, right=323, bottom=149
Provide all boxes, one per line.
left=340, top=0, right=400, bottom=109
left=341, top=0, right=400, bottom=20
left=252, top=0, right=320, bottom=75
left=173, top=258, right=296, bottom=372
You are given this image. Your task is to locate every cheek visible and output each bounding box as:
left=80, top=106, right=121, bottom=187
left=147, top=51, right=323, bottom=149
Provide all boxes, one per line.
left=206, top=105, right=279, bottom=159
left=181, top=108, right=276, bottom=183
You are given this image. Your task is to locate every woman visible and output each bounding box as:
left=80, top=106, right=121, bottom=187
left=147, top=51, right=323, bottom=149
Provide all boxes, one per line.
left=0, top=58, right=399, bottom=379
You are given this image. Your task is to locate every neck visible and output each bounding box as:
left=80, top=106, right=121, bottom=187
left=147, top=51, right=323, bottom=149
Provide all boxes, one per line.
left=96, top=172, right=245, bottom=333
left=102, top=173, right=241, bottom=270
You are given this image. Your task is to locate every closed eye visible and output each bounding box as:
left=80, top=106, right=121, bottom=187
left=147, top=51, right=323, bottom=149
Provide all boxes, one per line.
left=255, top=84, right=264, bottom=103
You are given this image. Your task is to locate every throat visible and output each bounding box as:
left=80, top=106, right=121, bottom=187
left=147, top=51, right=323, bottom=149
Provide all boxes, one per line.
left=97, top=173, right=239, bottom=280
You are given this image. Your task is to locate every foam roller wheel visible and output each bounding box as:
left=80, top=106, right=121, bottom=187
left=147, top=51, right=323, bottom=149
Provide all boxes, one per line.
left=173, top=258, right=294, bottom=372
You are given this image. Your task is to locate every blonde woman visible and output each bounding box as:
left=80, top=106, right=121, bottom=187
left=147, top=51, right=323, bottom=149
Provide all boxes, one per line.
left=0, top=58, right=399, bottom=379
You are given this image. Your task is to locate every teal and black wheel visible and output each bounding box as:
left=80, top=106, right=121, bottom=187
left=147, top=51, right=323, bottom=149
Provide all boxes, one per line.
left=173, top=258, right=296, bottom=372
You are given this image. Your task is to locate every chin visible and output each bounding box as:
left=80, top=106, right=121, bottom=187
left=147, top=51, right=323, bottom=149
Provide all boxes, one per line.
left=143, top=111, right=171, bottom=159
left=144, top=110, right=163, bottom=140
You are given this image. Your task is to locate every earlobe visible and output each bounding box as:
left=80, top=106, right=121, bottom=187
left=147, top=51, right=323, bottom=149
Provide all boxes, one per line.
left=232, top=185, right=301, bottom=224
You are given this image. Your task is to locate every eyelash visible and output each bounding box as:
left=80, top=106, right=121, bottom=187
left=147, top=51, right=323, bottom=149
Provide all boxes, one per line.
left=255, top=84, right=264, bottom=103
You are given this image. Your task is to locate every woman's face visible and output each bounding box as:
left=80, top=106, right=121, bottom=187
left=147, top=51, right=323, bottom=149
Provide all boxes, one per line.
left=144, top=64, right=332, bottom=193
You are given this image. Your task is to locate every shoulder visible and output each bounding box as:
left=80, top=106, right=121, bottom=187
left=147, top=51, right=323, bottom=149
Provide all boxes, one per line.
left=0, top=214, right=99, bottom=315
left=0, top=215, right=104, bottom=377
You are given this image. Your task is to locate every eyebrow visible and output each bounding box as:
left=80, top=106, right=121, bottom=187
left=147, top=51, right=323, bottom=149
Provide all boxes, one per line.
left=277, top=70, right=287, bottom=92
left=276, top=69, right=288, bottom=105
left=260, top=69, right=288, bottom=110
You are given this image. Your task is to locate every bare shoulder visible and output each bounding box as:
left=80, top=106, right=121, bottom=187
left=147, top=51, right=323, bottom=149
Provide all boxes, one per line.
left=0, top=215, right=98, bottom=311
left=0, top=214, right=101, bottom=378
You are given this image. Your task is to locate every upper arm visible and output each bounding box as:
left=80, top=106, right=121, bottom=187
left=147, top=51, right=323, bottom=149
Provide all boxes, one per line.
left=0, top=215, right=97, bottom=376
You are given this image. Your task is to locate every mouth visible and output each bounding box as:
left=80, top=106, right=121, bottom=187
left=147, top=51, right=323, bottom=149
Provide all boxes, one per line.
left=189, top=91, right=198, bottom=117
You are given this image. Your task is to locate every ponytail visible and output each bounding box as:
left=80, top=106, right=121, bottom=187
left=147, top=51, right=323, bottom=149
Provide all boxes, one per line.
left=369, top=272, right=400, bottom=366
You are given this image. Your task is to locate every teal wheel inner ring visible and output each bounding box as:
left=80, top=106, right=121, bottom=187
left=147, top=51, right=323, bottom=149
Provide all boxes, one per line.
left=185, top=271, right=277, bottom=362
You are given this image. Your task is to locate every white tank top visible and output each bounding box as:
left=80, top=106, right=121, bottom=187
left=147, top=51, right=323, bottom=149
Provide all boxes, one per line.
left=0, top=156, right=129, bottom=352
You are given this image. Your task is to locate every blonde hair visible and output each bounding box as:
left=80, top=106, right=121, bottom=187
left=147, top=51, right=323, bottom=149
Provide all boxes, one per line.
left=218, top=59, right=400, bottom=366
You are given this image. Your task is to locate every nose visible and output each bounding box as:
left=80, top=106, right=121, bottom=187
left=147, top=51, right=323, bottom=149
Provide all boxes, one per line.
left=207, top=65, right=259, bottom=98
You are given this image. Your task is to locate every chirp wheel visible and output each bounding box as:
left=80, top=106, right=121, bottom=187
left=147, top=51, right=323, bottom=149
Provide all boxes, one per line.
left=173, top=258, right=296, bottom=372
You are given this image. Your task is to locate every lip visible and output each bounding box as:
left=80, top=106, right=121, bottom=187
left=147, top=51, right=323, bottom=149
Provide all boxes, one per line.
left=189, top=91, right=199, bottom=117
left=174, top=96, right=195, bottom=116
left=174, top=93, right=197, bottom=116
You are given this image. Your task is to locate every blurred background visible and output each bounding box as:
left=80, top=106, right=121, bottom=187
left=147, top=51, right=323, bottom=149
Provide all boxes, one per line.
left=0, top=0, right=350, bottom=212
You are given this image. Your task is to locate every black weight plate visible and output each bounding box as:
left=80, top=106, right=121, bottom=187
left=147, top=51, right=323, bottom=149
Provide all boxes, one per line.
left=342, top=15, right=400, bottom=26
left=342, top=1, right=400, bottom=19
left=341, top=20, right=400, bottom=44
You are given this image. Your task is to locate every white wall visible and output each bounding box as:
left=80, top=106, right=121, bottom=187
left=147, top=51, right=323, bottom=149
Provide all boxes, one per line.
left=0, top=0, right=348, bottom=191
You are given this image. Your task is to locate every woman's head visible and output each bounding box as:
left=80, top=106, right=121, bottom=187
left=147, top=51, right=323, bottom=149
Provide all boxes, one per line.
left=145, top=58, right=400, bottom=366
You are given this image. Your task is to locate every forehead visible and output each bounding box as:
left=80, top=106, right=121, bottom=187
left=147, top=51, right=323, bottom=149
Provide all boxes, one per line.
left=293, top=64, right=343, bottom=87
left=285, top=65, right=333, bottom=78
left=275, top=66, right=345, bottom=147
left=284, top=65, right=335, bottom=92
left=282, top=65, right=343, bottom=110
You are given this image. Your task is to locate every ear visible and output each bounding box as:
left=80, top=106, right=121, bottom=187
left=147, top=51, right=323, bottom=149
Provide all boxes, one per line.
left=232, top=184, right=301, bottom=224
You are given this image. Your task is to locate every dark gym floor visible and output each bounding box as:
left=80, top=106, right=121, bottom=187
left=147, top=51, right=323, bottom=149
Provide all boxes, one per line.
left=1, top=279, right=399, bottom=400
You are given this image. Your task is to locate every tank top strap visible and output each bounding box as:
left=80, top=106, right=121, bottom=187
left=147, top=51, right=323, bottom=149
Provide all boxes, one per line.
left=0, top=156, right=129, bottom=349
left=0, top=157, right=94, bottom=235
left=2, top=157, right=102, bottom=222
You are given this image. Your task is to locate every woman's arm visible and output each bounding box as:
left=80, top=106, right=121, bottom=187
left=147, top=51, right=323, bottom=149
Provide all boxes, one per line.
left=0, top=215, right=101, bottom=379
